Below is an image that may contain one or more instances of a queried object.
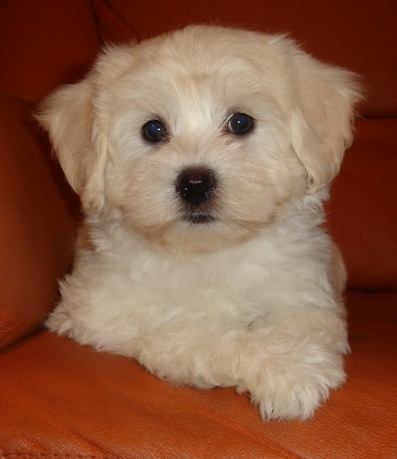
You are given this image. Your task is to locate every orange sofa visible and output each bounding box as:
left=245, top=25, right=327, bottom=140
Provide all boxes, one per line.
left=1, top=1, right=396, bottom=457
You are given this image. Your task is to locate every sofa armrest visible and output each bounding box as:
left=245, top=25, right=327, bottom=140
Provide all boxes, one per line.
left=0, top=92, right=78, bottom=349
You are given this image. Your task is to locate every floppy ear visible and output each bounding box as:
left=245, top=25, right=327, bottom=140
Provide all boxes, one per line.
left=290, top=47, right=362, bottom=193
left=37, top=44, right=137, bottom=212
left=37, top=76, right=107, bottom=213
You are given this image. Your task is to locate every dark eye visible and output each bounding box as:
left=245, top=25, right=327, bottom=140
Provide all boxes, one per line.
left=142, top=120, right=168, bottom=142
left=227, top=113, right=254, bottom=135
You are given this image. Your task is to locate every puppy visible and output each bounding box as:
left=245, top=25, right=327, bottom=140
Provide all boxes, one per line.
left=38, top=26, right=361, bottom=420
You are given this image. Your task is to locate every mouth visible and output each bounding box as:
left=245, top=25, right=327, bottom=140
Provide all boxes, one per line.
left=182, top=212, right=217, bottom=225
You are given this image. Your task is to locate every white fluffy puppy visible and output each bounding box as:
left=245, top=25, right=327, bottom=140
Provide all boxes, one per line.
left=38, top=26, right=361, bottom=420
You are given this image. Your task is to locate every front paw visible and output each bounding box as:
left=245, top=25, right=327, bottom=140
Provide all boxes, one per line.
left=237, top=343, right=346, bottom=420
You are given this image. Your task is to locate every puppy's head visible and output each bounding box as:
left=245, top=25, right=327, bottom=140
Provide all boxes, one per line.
left=38, top=26, right=361, bottom=254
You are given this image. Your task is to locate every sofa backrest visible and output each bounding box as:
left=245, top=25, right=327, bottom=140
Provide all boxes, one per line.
left=0, top=0, right=100, bottom=102
left=1, top=0, right=396, bottom=116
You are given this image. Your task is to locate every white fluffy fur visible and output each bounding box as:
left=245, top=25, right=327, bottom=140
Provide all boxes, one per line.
left=38, top=26, right=361, bottom=420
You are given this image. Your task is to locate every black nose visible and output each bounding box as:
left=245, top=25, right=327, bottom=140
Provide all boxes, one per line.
left=175, top=168, right=217, bottom=207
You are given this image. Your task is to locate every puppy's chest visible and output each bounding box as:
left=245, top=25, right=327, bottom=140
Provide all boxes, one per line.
left=97, top=242, right=293, bottom=318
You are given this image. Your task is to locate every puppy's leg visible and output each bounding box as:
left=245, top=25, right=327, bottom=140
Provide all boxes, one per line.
left=134, top=321, right=247, bottom=389
left=237, top=308, right=349, bottom=420
left=132, top=305, right=347, bottom=420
